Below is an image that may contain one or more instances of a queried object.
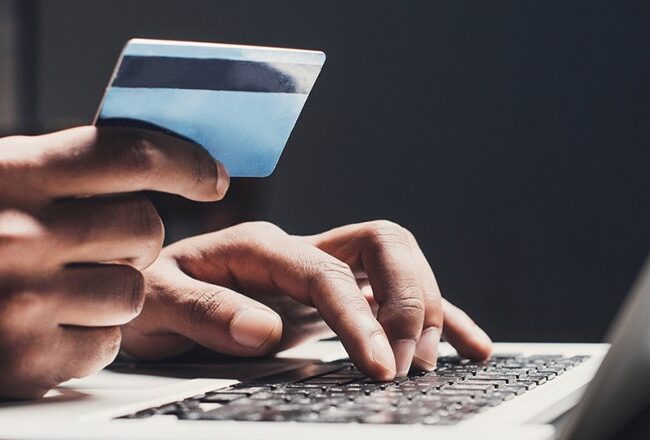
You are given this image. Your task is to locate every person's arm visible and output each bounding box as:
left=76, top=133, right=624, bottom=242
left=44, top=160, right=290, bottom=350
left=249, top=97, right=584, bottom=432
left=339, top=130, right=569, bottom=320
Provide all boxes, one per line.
left=0, top=126, right=229, bottom=399
left=122, top=221, right=492, bottom=380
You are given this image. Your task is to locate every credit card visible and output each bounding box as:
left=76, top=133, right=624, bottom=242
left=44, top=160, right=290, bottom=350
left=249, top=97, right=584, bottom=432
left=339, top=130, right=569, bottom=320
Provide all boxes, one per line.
left=94, top=38, right=326, bottom=177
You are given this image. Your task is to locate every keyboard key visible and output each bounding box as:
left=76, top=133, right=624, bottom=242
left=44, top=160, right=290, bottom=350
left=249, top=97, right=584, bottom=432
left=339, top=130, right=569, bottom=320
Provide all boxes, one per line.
left=463, top=379, right=502, bottom=388
left=200, top=393, right=246, bottom=403
left=446, top=383, right=494, bottom=392
left=533, top=370, right=558, bottom=380
left=523, top=374, right=548, bottom=385
left=473, top=374, right=517, bottom=383
left=515, top=380, right=538, bottom=390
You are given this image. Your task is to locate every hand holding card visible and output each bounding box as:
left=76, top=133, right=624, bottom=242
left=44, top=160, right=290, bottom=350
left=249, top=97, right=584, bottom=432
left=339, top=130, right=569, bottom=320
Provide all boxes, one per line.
left=95, top=39, right=325, bottom=177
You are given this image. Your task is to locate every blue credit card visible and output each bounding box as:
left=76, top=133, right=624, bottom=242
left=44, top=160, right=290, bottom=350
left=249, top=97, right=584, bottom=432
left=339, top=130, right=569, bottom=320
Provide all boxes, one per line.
left=94, top=39, right=326, bottom=177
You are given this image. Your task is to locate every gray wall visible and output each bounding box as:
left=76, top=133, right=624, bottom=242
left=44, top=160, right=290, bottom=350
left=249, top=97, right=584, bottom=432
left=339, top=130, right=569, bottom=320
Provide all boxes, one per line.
left=0, top=1, right=17, bottom=132
left=17, top=0, right=650, bottom=341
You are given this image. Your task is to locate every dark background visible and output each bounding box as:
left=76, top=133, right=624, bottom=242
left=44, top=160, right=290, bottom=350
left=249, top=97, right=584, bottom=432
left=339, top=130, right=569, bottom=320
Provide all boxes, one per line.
left=3, top=0, right=649, bottom=342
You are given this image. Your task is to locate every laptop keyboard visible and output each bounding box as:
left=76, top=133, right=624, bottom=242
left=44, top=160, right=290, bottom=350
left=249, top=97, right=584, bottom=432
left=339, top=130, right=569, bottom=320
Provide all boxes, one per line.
left=118, top=353, right=589, bottom=425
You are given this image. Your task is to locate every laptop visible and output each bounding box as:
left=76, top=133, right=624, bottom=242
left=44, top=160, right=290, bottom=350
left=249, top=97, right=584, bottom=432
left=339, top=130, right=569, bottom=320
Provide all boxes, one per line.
left=0, top=256, right=647, bottom=440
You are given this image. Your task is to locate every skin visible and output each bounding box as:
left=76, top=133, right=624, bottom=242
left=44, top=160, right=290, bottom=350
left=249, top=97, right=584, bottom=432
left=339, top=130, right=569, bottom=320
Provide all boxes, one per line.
left=123, top=221, right=493, bottom=381
left=0, top=125, right=491, bottom=398
left=0, top=126, right=229, bottom=399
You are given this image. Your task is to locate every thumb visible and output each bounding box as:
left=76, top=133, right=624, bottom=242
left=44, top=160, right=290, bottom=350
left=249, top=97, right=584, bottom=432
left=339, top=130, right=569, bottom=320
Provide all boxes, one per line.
left=126, top=261, right=283, bottom=358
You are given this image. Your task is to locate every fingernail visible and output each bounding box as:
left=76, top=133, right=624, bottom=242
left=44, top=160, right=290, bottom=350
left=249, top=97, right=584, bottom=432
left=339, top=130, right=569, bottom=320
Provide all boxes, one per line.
left=371, top=333, right=396, bottom=376
left=392, top=339, right=416, bottom=377
left=230, top=308, right=280, bottom=349
left=215, top=161, right=230, bottom=199
left=414, top=327, right=440, bottom=371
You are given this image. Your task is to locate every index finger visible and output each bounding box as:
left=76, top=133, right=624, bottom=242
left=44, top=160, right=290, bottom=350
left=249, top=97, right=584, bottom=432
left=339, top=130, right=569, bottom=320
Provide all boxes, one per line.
left=0, top=126, right=229, bottom=203
left=304, top=220, right=428, bottom=377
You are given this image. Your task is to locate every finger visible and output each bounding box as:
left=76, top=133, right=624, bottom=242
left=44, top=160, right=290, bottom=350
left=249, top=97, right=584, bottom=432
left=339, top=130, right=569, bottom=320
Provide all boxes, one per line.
left=1, top=126, right=229, bottom=203
left=133, top=259, right=283, bottom=358
left=402, top=229, right=445, bottom=371
left=0, top=265, right=143, bottom=329
left=56, top=325, right=123, bottom=379
left=43, top=195, right=164, bottom=269
left=49, top=265, right=145, bottom=327
left=442, top=299, right=493, bottom=360
left=173, top=223, right=397, bottom=380
left=1, top=325, right=124, bottom=398
left=0, top=209, right=50, bottom=274
left=305, top=221, right=426, bottom=377
left=0, top=275, right=134, bottom=399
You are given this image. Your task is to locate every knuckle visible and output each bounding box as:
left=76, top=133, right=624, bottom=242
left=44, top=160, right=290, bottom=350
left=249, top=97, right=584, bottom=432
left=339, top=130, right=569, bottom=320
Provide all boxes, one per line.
left=363, top=220, right=409, bottom=249
left=0, top=136, right=35, bottom=173
left=0, top=210, right=46, bottom=258
left=391, top=288, right=426, bottom=311
left=0, top=286, right=44, bottom=330
left=328, top=295, right=369, bottom=334
left=241, top=221, right=285, bottom=236
left=0, top=209, right=43, bottom=239
left=308, top=259, right=355, bottom=287
left=344, top=295, right=372, bottom=315
left=123, top=135, right=160, bottom=174
left=368, top=219, right=404, bottom=233
left=401, top=226, right=417, bottom=242
left=379, top=289, right=426, bottom=321
left=231, top=222, right=285, bottom=251
left=186, top=288, right=230, bottom=329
